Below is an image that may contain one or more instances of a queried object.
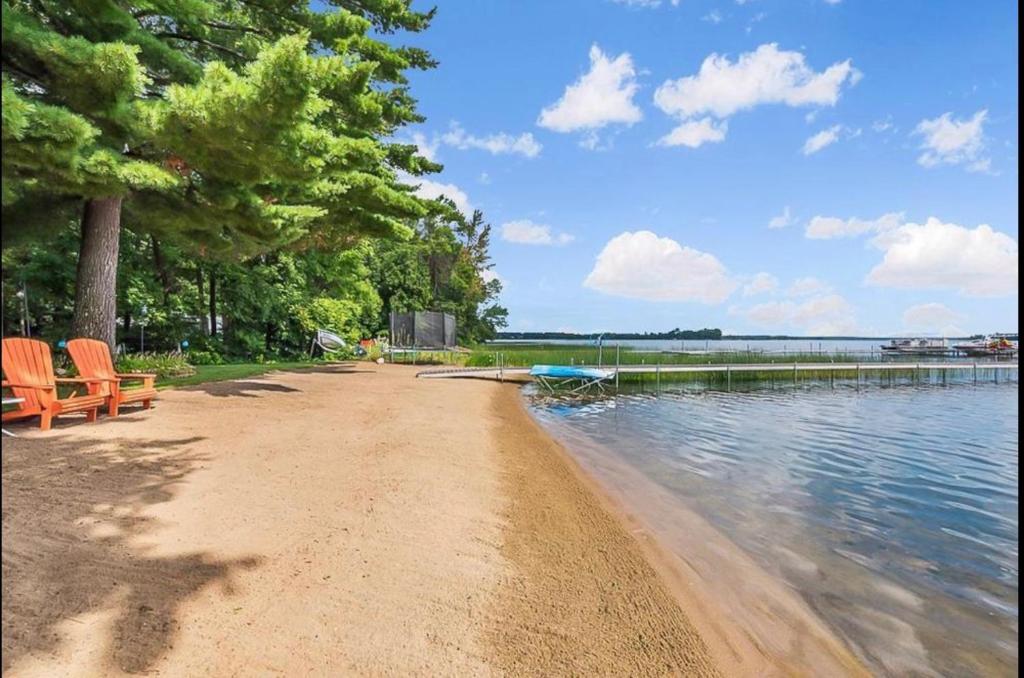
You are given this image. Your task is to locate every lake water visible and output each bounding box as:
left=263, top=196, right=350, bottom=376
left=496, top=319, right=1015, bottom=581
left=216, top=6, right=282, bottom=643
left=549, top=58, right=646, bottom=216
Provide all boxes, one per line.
left=528, top=379, right=1019, bottom=676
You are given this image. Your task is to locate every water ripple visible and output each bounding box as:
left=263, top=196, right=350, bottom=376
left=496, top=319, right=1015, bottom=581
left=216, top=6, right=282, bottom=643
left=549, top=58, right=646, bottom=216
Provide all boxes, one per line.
left=530, top=382, right=1019, bottom=676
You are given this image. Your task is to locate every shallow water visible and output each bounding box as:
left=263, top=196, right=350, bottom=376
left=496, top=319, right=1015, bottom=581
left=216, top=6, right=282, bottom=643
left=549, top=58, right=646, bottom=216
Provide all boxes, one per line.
left=529, top=380, right=1019, bottom=676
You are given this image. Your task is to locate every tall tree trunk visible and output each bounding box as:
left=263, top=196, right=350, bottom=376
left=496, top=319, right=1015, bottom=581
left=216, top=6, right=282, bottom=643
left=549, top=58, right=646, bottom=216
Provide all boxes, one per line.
left=150, top=236, right=175, bottom=303
left=195, top=267, right=206, bottom=334
left=72, top=197, right=123, bottom=355
left=208, top=270, right=217, bottom=337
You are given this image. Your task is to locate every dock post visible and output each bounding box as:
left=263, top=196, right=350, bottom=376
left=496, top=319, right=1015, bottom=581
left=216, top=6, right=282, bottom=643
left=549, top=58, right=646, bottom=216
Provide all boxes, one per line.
left=856, top=364, right=861, bottom=389
left=793, top=362, right=798, bottom=385
left=974, top=363, right=978, bottom=385
left=656, top=363, right=661, bottom=393
left=615, top=344, right=620, bottom=390
left=727, top=365, right=732, bottom=391
left=995, top=367, right=999, bottom=384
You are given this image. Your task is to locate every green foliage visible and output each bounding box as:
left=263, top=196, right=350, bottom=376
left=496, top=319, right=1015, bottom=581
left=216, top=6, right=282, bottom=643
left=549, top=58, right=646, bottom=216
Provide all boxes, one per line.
left=466, top=344, right=864, bottom=369
left=182, top=349, right=225, bottom=366
left=116, top=351, right=196, bottom=379
left=368, top=208, right=508, bottom=344
left=2, top=208, right=508, bottom=358
left=1, top=0, right=508, bottom=360
left=3, top=0, right=439, bottom=253
left=294, top=297, right=368, bottom=344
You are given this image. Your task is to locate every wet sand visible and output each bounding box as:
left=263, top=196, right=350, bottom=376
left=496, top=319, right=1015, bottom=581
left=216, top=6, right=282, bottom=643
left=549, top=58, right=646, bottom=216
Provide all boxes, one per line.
left=3, top=363, right=726, bottom=676
left=532, top=415, right=872, bottom=677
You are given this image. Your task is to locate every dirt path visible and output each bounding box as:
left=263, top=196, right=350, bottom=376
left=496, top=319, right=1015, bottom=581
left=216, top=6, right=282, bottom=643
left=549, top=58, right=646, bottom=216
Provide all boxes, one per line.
left=2, top=364, right=724, bottom=676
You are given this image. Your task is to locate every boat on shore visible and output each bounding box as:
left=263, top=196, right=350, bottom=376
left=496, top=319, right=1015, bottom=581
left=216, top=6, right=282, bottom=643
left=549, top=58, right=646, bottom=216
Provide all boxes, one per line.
left=880, top=337, right=955, bottom=356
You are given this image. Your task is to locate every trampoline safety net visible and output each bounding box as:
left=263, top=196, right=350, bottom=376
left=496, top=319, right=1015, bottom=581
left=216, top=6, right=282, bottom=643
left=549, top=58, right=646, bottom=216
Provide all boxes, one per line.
left=389, top=311, right=456, bottom=348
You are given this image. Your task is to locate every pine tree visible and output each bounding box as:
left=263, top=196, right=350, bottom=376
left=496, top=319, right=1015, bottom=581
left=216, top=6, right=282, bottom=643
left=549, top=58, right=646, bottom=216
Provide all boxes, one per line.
left=2, top=0, right=438, bottom=352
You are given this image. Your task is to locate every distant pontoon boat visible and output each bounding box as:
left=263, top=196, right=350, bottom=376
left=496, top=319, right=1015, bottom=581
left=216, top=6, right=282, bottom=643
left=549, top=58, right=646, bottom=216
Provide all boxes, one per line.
left=880, top=338, right=953, bottom=356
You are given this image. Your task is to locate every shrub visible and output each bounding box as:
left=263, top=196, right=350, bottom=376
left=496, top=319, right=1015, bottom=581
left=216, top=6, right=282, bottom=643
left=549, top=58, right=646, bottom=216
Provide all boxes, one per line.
left=116, top=352, right=196, bottom=380
left=184, top=349, right=225, bottom=365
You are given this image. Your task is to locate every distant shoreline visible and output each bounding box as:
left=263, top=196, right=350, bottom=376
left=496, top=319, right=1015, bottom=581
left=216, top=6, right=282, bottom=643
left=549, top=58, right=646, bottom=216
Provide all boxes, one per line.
left=493, top=333, right=990, bottom=341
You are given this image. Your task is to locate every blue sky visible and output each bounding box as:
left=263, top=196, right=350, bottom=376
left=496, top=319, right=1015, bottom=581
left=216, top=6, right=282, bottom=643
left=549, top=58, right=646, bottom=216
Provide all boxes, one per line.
left=399, top=0, right=1018, bottom=336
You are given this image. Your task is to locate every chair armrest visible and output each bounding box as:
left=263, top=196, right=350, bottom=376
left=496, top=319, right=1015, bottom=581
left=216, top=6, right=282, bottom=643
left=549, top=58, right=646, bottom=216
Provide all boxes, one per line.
left=56, top=377, right=118, bottom=384
left=2, top=381, right=55, bottom=390
left=115, top=373, right=158, bottom=380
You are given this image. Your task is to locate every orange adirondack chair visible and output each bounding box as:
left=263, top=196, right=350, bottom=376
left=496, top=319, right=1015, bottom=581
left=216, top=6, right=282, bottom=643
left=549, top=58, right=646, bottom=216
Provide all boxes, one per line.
left=67, top=338, right=158, bottom=416
left=2, top=337, right=109, bottom=431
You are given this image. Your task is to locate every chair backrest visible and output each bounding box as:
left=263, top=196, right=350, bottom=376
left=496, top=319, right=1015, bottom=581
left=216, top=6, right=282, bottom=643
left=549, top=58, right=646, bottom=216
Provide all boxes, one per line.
left=2, top=337, right=57, bottom=410
left=67, top=338, right=116, bottom=397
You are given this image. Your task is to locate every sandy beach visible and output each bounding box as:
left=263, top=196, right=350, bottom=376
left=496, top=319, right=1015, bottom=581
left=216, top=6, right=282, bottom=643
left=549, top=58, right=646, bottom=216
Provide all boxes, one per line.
left=2, top=363, right=861, bottom=676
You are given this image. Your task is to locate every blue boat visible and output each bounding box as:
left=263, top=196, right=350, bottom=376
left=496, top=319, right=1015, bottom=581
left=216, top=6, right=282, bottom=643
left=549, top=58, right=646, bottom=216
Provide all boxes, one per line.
left=529, top=364, right=614, bottom=380
left=530, top=364, right=614, bottom=393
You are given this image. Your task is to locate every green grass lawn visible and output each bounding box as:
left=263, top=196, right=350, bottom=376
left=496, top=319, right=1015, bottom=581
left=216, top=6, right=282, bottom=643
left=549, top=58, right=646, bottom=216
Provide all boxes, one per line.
left=158, top=361, right=326, bottom=389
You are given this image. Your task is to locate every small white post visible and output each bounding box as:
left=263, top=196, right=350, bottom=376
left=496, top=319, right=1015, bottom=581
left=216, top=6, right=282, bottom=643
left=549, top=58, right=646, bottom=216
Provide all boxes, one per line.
left=615, top=344, right=620, bottom=389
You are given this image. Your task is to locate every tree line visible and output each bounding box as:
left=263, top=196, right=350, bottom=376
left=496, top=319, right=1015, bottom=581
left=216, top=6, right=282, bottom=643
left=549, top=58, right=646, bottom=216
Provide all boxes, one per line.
left=2, top=0, right=506, bottom=357
left=496, top=329, right=724, bottom=341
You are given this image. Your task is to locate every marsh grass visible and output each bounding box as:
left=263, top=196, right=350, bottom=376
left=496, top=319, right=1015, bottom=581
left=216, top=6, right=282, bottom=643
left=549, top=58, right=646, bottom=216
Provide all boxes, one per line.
left=470, top=343, right=865, bottom=365
left=460, top=343, right=997, bottom=386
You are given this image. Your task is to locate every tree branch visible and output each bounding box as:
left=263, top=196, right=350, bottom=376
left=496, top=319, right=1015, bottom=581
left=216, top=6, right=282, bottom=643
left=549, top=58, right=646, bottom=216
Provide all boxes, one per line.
left=152, top=33, right=247, bottom=61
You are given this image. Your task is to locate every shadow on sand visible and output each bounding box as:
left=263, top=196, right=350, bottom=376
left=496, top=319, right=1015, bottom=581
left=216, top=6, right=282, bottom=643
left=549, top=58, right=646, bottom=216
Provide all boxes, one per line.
left=190, top=380, right=303, bottom=398
left=1, top=431, right=261, bottom=674
left=182, top=362, right=374, bottom=399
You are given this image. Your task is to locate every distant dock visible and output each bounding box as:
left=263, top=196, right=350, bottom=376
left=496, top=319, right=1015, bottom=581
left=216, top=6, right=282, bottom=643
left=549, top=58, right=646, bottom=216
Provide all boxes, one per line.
left=418, top=361, right=1019, bottom=385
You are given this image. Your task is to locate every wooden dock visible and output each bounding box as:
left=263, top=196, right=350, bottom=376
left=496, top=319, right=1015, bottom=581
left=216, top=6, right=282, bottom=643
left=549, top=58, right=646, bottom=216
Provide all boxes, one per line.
left=417, top=361, right=1019, bottom=382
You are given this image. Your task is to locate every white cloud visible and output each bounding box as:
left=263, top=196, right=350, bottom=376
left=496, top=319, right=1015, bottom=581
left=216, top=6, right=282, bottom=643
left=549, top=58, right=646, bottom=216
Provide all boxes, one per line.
left=743, top=272, right=779, bottom=296
left=745, top=11, right=767, bottom=34
left=402, top=173, right=473, bottom=215
left=501, top=219, right=574, bottom=246
left=901, top=303, right=966, bottom=336
left=480, top=269, right=503, bottom=285
left=538, top=44, right=642, bottom=142
left=872, top=116, right=894, bottom=133
left=802, top=125, right=841, bottom=155
left=656, top=118, right=728, bottom=148
left=584, top=230, right=738, bottom=303
left=805, top=211, right=904, bottom=239
left=740, top=293, right=858, bottom=335
left=411, top=132, right=439, bottom=162
left=824, top=0, right=842, bottom=5
left=579, top=130, right=616, bottom=151
left=787, top=276, right=832, bottom=297
left=867, top=218, right=1018, bottom=297
left=441, top=122, right=542, bottom=158
left=478, top=172, right=491, bottom=184
left=653, top=44, right=860, bottom=147
left=768, top=205, right=794, bottom=229
left=702, top=10, right=723, bottom=23
left=613, top=0, right=680, bottom=7
left=966, top=158, right=994, bottom=174
left=914, top=110, right=989, bottom=170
